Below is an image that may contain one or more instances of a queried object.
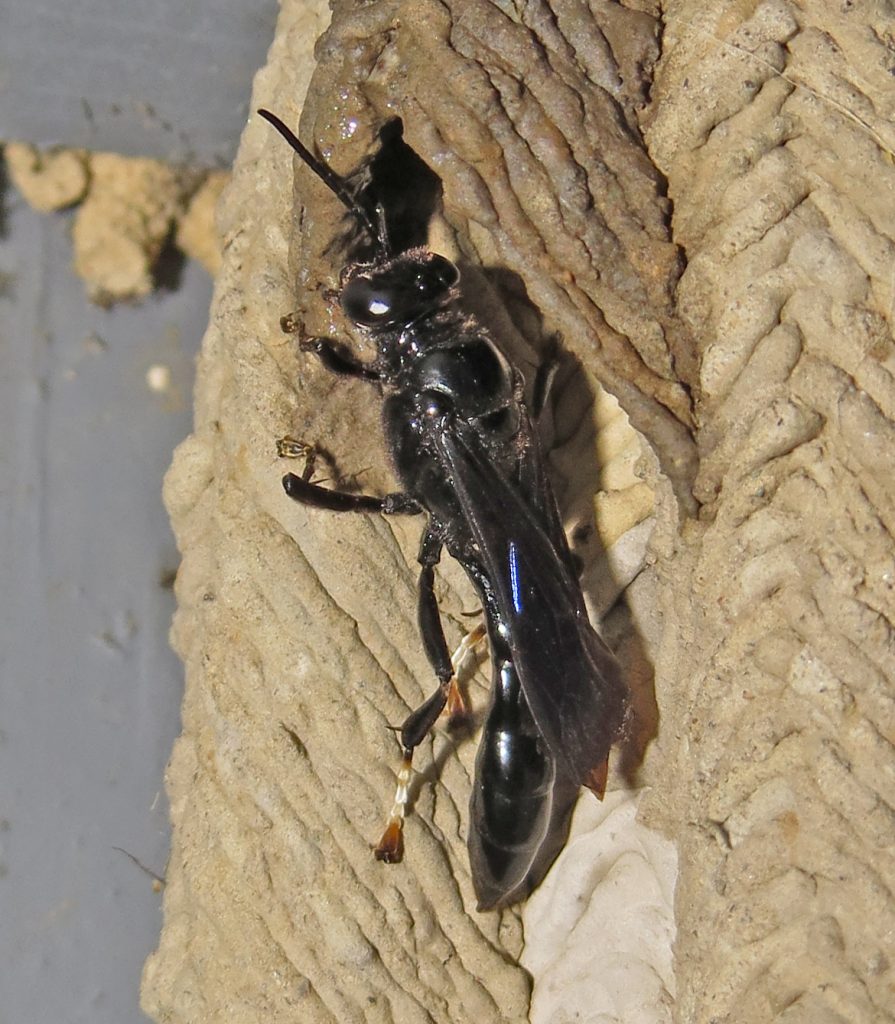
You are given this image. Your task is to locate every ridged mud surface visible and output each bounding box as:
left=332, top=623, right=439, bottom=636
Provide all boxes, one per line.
left=143, top=2, right=894, bottom=1022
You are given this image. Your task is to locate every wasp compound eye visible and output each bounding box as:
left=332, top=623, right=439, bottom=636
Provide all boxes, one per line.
left=341, top=276, right=396, bottom=325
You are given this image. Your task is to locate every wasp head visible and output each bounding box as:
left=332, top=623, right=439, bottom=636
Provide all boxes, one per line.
left=339, top=251, right=459, bottom=330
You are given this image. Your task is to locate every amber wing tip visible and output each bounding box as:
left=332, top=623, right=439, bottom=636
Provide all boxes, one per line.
left=584, top=759, right=609, bottom=800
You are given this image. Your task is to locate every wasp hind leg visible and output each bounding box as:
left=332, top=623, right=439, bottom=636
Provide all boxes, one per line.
left=373, top=636, right=485, bottom=864
left=375, top=529, right=486, bottom=863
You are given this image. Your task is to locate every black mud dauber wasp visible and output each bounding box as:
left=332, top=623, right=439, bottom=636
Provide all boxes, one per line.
left=259, top=108, right=628, bottom=910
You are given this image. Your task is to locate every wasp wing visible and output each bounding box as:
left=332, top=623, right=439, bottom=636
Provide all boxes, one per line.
left=430, top=417, right=627, bottom=786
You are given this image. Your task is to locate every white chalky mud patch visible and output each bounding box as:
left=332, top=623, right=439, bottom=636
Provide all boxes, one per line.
left=523, top=789, right=677, bottom=1024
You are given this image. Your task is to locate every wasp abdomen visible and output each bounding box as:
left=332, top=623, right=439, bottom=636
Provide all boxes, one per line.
left=469, top=654, right=556, bottom=909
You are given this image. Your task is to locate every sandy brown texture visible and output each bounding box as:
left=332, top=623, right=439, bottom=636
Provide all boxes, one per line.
left=302, top=0, right=697, bottom=506
left=143, top=0, right=668, bottom=1021
left=4, top=143, right=220, bottom=303
left=176, top=170, right=230, bottom=276
left=5, top=142, right=90, bottom=211
left=71, top=154, right=203, bottom=304
left=643, top=3, right=895, bottom=1022
left=145, top=0, right=894, bottom=1022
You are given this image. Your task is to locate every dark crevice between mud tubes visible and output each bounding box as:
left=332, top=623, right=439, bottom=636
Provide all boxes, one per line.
left=331, top=118, right=443, bottom=264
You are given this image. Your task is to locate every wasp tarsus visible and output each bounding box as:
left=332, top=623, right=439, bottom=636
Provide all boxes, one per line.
left=275, top=436, right=317, bottom=483
left=280, top=311, right=302, bottom=334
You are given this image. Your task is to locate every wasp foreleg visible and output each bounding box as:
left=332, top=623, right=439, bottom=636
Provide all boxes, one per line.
left=275, top=436, right=318, bottom=481
left=300, top=336, right=381, bottom=381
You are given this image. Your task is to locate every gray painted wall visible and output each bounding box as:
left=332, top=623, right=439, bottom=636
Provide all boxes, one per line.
left=1, top=5, right=280, bottom=1014
left=0, top=183, right=212, bottom=1022
left=1, top=0, right=278, bottom=165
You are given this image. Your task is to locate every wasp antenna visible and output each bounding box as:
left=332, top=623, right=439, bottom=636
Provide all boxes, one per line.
left=257, top=108, right=384, bottom=252
left=257, top=109, right=354, bottom=213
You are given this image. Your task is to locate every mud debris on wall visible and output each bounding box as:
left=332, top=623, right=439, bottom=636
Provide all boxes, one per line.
left=5, top=141, right=227, bottom=303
